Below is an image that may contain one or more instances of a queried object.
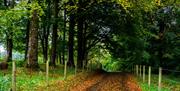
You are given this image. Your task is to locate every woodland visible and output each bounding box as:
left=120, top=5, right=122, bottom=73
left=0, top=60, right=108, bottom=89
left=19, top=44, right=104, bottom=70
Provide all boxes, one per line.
left=0, top=0, right=179, bottom=91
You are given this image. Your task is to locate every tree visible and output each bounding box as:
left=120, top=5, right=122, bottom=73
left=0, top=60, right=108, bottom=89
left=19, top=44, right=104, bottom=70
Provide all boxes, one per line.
left=39, top=0, right=51, bottom=63
left=27, top=2, right=40, bottom=68
left=67, top=0, right=75, bottom=67
left=77, top=0, right=84, bottom=69
left=50, top=0, right=59, bottom=66
left=62, top=5, right=66, bottom=65
left=5, top=0, right=15, bottom=62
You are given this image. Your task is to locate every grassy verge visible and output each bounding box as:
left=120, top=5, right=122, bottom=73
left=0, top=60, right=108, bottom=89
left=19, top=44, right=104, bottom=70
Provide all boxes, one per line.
left=137, top=74, right=180, bottom=91
left=0, top=64, right=75, bottom=91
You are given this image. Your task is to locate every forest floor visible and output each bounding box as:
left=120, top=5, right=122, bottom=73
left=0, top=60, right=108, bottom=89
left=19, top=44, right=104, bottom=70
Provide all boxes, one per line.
left=38, top=70, right=141, bottom=91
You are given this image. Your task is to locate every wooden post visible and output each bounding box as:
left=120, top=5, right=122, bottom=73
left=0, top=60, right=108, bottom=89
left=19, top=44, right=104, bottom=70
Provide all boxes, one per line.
left=143, top=65, right=145, bottom=82
left=158, top=67, right=162, bottom=91
left=46, top=60, right=49, bottom=87
left=148, top=66, right=151, bottom=87
left=140, top=65, right=142, bottom=77
left=64, top=61, right=67, bottom=80
left=12, top=61, right=16, bottom=91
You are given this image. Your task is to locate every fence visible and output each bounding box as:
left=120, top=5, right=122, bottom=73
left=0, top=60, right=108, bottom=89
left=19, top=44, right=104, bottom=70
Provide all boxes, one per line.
left=9, top=60, right=50, bottom=91
left=133, top=65, right=180, bottom=91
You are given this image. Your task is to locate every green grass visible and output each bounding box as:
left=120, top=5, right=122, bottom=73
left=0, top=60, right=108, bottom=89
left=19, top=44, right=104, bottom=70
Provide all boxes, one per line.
left=0, top=64, right=75, bottom=91
left=137, top=74, right=180, bottom=91
left=140, top=83, right=170, bottom=91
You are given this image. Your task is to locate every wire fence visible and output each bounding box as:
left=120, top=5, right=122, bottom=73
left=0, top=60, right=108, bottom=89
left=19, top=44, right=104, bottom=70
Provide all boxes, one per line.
left=133, top=65, right=180, bottom=91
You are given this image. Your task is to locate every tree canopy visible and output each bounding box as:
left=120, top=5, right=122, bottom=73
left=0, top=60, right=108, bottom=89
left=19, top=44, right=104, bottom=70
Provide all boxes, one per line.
left=0, top=0, right=179, bottom=71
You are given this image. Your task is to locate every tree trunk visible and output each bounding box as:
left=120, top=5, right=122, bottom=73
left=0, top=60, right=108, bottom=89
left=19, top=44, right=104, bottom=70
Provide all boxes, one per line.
left=50, top=0, right=59, bottom=66
left=24, top=20, right=30, bottom=62
left=24, top=0, right=31, bottom=62
left=9, top=0, right=15, bottom=8
left=67, top=0, right=75, bottom=67
left=6, top=33, right=13, bottom=62
left=77, top=0, right=84, bottom=69
left=59, top=52, right=61, bottom=64
left=158, top=21, right=165, bottom=67
left=45, top=0, right=51, bottom=62
left=4, top=0, right=7, bottom=7
left=40, top=27, right=45, bottom=62
left=27, top=10, right=39, bottom=69
left=5, top=0, right=15, bottom=62
left=62, top=7, right=66, bottom=65
left=82, top=23, right=88, bottom=68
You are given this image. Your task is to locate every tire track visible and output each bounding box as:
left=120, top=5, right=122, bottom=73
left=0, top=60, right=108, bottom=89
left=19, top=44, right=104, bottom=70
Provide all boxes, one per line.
left=70, top=72, right=141, bottom=91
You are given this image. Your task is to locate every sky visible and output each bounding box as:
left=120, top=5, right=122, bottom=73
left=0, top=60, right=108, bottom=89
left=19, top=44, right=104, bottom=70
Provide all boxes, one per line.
left=0, top=45, right=5, bottom=53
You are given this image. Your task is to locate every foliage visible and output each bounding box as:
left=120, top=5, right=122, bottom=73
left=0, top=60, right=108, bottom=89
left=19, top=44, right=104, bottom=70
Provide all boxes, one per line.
left=0, top=75, right=11, bottom=91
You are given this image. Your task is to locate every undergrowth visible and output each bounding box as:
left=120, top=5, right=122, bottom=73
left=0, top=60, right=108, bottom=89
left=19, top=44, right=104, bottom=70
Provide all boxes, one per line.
left=0, top=64, right=75, bottom=91
left=137, top=74, right=180, bottom=91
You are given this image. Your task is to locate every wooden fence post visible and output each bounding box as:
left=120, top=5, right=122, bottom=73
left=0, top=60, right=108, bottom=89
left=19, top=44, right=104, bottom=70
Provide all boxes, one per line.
left=158, top=67, right=162, bottom=91
left=143, top=65, right=145, bottom=83
left=46, top=60, right=49, bottom=87
left=148, top=66, right=151, bottom=87
left=12, top=61, right=16, bottom=91
left=64, top=61, right=67, bottom=80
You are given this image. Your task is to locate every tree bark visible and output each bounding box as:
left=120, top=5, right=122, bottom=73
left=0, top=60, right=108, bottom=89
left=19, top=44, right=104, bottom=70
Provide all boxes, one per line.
left=24, top=20, right=30, bottom=62
left=67, top=0, right=75, bottom=67
left=11, top=0, right=15, bottom=8
left=45, top=0, right=51, bottom=62
left=77, top=0, right=84, bottom=69
left=50, top=0, right=59, bottom=66
left=5, top=0, right=15, bottom=62
left=158, top=21, right=165, bottom=67
left=27, top=10, right=39, bottom=69
left=62, top=6, right=66, bottom=65
left=6, top=33, right=13, bottom=62
left=4, top=0, right=7, bottom=7
left=82, top=23, right=88, bottom=68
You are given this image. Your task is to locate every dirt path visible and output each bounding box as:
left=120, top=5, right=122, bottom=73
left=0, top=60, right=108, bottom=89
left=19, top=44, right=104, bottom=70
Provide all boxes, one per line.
left=70, top=71, right=141, bottom=91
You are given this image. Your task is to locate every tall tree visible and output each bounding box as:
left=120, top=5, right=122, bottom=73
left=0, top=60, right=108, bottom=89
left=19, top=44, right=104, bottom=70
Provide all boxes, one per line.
left=39, top=0, right=51, bottom=62
left=67, top=0, right=75, bottom=67
left=50, top=0, right=59, bottom=66
left=5, top=0, right=15, bottom=62
left=27, top=9, right=39, bottom=68
left=4, top=0, right=7, bottom=7
left=77, top=0, right=84, bottom=69
left=24, top=0, right=31, bottom=62
left=44, top=0, right=51, bottom=62
left=62, top=6, right=66, bottom=65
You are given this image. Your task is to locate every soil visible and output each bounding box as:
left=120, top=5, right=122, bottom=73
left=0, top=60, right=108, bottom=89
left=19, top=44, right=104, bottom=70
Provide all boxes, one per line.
left=70, top=71, right=141, bottom=91
left=36, top=70, right=141, bottom=91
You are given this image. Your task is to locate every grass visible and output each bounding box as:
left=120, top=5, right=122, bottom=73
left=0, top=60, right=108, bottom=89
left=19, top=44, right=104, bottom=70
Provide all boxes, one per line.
left=137, top=74, right=180, bottom=91
left=0, top=64, right=75, bottom=91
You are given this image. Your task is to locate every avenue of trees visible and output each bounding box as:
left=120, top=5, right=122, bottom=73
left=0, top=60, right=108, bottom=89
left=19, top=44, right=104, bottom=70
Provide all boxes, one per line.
left=0, top=0, right=179, bottom=71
